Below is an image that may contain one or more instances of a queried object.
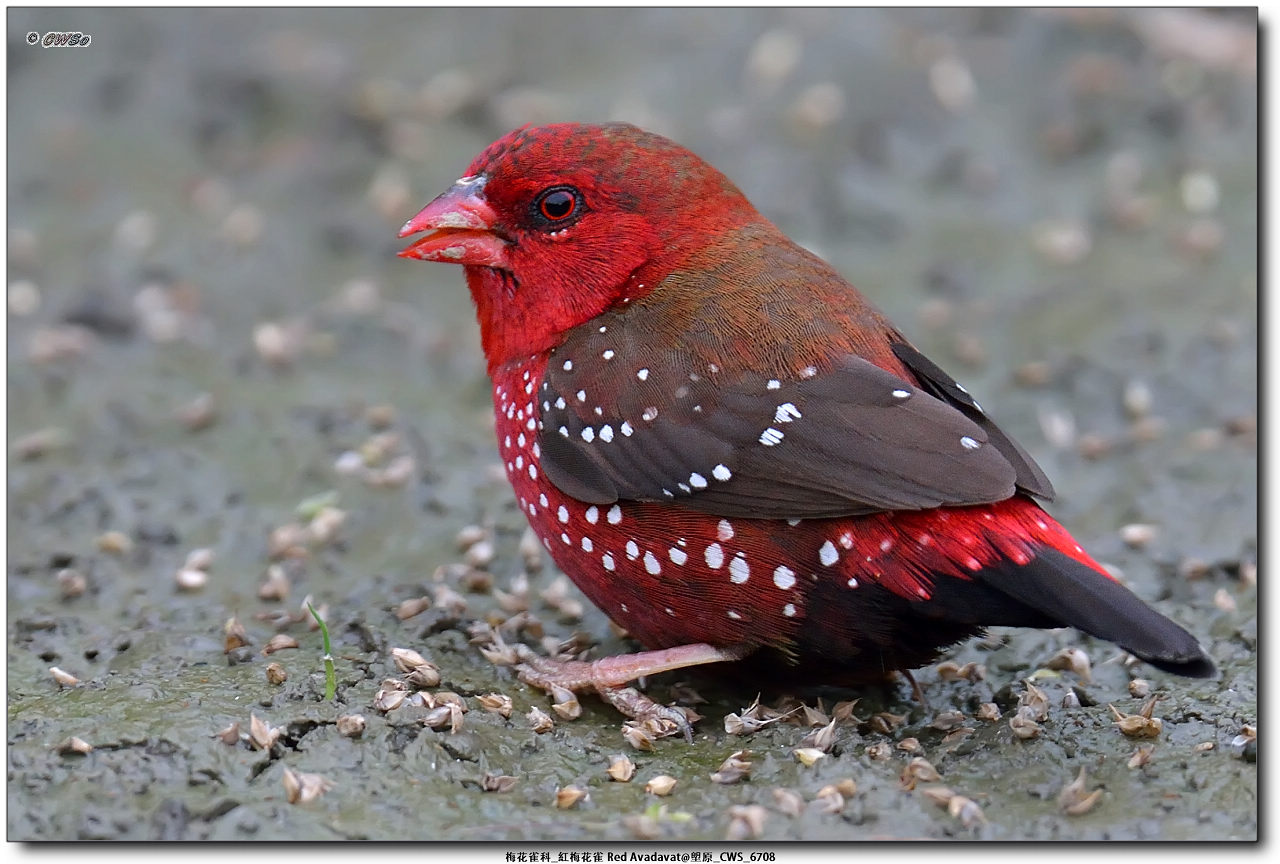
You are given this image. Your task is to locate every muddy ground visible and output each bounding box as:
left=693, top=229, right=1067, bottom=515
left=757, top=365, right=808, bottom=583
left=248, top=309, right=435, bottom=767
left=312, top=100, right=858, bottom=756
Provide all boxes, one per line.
left=7, top=8, right=1256, bottom=843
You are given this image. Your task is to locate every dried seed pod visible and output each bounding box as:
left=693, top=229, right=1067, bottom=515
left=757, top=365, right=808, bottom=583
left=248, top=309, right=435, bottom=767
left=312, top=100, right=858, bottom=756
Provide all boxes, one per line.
left=49, top=667, right=79, bottom=687
left=480, top=772, right=518, bottom=793
left=519, top=527, right=544, bottom=572
left=831, top=699, right=861, bottom=723
left=1045, top=648, right=1092, bottom=683
left=1193, top=741, right=1215, bottom=753
left=622, top=723, right=655, bottom=751
left=793, top=747, right=826, bottom=767
left=96, top=531, right=134, bottom=556
left=1128, top=744, right=1156, bottom=768
left=725, top=804, right=768, bottom=841
left=1061, top=691, right=1081, bottom=710
left=184, top=547, right=215, bottom=571
left=434, top=691, right=467, bottom=711
left=223, top=617, right=249, bottom=653
left=174, top=569, right=208, bottom=591
left=1018, top=681, right=1051, bottom=721
left=282, top=767, right=333, bottom=804
left=1058, top=767, right=1104, bottom=816
left=248, top=714, right=280, bottom=750
left=261, top=634, right=299, bottom=656
left=645, top=775, right=678, bottom=797
left=215, top=722, right=241, bottom=745
left=336, top=714, right=366, bottom=738
left=930, top=711, right=967, bottom=731
left=1110, top=698, right=1163, bottom=739
left=607, top=754, right=636, bottom=782
left=551, top=686, right=582, bottom=721
left=432, top=584, right=469, bottom=617
left=394, top=595, right=431, bottom=620
left=1009, top=710, right=1042, bottom=740
left=869, top=711, right=908, bottom=734
left=54, top=736, right=93, bottom=755
left=526, top=706, right=554, bottom=733
left=265, top=662, right=287, bottom=685
left=477, top=693, right=513, bottom=718
left=976, top=702, right=1001, bottom=722
left=811, top=785, right=845, bottom=814
left=919, top=785, right=956, bottom=808
left=448, top=702, right=465, bottom=734
left=942, top=727, right=976, bottom=746
left=390, top=647, right=430, bottom=674
left=710, top=750, right=752, bottom=785
left=555, top=785, right=588, bottom=809
left=421, top=706, right=452, bottom=729
left=405, top=665, right=441, bottom=689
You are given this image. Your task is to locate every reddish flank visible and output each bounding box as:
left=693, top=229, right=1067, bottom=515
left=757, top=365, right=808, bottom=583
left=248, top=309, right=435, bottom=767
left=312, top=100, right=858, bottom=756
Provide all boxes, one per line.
left=400, top=123, right=1213, bottom=732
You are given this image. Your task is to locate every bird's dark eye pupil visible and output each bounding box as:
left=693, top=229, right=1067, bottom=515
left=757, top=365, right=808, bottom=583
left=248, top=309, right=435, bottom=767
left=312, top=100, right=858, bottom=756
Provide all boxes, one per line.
left=538, top=188, right=577, bottom=221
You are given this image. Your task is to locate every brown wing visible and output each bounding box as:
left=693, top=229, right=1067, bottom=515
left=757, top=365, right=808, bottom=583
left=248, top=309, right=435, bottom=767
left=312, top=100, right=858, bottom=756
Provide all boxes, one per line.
left=536, top=305, right=1031, bottom=519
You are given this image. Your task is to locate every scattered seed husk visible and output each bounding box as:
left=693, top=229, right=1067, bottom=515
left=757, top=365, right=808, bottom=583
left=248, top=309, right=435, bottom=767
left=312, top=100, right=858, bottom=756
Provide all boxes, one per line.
left=96, top=530, right=134, bottom=556
left=394, top=595, right=431, bottom=620
left=622, top=722, right=655, bottom=751
left=771, top=787, right=804, bottom=817
left=477, top=693, right=513, bottom=718
left=12, top=427, right=72, bottom=460
left=1128, top=744, right=1156, bottom=768
left=307, top=506, right=346, bottom=546
left=265, top=662, right=287, bottom=685
left=390, top=647, right=429, bottom=674
left=526, top=706, right=554, bottom=733
left=405, top=664, right=441, bottom=689
left=1110, top=697, right=1163, bottom=738
left=184, top=547, right=214, bottom=571
left=607, top=754, right=636, bottom=782
left=1193, top=741, right=1215, bottom=753
left=793, top=747, right=826, bottom=767
left=1128, top=678, right=1152, bottom=698
left=55, top=568, right=87, bottom=599
left=433, top=584, right=469, bottom=617
left=1009, top=710, right=1042, bottom=740
left=798, top=718, right=838, bottom=752
left=1045, top=647, right=1092, bottom=683
left=455, top=524, right=487, bottom=550
left=1058, top=766, right=1104, bottom=816
left=710, top=750, right=752, bottom=785
left=900, top=757, right=942, bottom=790
left=622, top=814, right=661, bottom=841
left=976, top=702, right=1001, bottom=722
left=1119, top=523, right=1158, bottom=549
left=215, top=722, right=241, bottom=745
left=551, top=686, right=582, bottom=722
left=1018, top=681, right=1051, bottom=721
left=223, top=617, right=249, bottom=652
left=54, top=736, right=93, bottom=755
left=869, top=710, right=908, bottom=735
left=645, top=775, right=678, bottom=797
left=421, top=706, right=452, bottom=729
left=555, top=785, right=588, bottom=809
left=480, top=772, right=518, bottom=793
left=811, top=785, right=845, bottom=814
left=519, top=527, right=544, bottom=572
left=255, top=565, right=290, bottom=601
left=174, top=568, right=208, bottom=591
left=175, top=392, right=217, bottom=432
left=49, top=666, right=79, bottom=687
left=248, top=714, right=280, bottom=750
left=896, top=737, right=924, bottom=756
left=374, top=688, right=407, bottom=713
left=464, top=540, right=495, bottom=569
left=282, top=766, right=333, bottom=804
left=930, top=710, right=967, bottom=731
left=936, top=660, right=985, bottom=682
left=1061, top=690, right=1081, bottom=710
left=261, top=634, right=299, bottom=656
left=948, top=795, right=987, bottom=827
left=919, top=785, right=956, bottom=808
left=865, top=741, right=893, bottom=761
left=336, top=714, right=366, bottom=738
left=1213, top=588, right=1238, bottom=612
left=725, top=804, right=768, bottom=841
left=831, top=699, right=861, bottom=723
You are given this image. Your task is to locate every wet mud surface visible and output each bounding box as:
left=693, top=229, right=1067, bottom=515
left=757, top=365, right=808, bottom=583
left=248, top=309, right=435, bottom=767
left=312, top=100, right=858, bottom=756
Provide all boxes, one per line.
left=7, top=8, right=1256, bottom=842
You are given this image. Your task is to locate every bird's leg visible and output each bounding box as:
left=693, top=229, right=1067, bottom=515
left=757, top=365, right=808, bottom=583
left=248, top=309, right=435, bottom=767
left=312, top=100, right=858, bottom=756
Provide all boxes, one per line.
left=511, top=642, right=750, bottom=741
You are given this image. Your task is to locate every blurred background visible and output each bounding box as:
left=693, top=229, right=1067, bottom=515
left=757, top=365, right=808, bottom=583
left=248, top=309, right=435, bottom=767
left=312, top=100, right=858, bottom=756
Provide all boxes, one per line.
left=7, top=7, right=1256, bottom=842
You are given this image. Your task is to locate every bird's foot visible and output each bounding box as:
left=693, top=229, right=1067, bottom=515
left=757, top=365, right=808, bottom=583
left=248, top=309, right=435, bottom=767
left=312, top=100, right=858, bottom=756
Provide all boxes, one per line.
left=505, top=641, right=749, bottom=742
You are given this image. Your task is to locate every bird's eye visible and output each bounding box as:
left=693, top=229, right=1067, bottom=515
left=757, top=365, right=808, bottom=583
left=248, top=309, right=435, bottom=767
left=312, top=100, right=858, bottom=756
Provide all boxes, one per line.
left=533, top=186, right=582, bottom=226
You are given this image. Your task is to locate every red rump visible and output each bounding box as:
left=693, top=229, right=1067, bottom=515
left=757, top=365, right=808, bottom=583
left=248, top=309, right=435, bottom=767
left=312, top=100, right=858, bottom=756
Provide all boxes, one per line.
left=400, top=122, right=1214, bottom=705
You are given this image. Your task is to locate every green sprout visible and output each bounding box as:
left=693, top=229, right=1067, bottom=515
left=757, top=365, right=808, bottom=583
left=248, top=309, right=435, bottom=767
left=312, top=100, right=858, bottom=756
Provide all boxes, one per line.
left=307, top=601, right=336, bottom=701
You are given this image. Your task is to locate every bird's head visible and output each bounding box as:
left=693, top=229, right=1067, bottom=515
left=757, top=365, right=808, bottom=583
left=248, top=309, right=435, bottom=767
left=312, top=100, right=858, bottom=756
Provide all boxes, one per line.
left=399, top=123, right=760, bottom=370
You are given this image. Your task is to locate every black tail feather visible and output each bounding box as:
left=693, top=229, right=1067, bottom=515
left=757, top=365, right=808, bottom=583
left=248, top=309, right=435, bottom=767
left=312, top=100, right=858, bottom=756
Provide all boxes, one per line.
left=977, top=547, right=1215, bottom=678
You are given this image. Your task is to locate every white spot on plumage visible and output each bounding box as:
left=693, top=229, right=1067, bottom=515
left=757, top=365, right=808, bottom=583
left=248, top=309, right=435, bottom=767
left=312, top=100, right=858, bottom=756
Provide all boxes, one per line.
left=555, top=396, right=566, bottom=409
left=960, top=435, right=979, bottom=450
left=819, top=541, right=838, bottom=566
left=626, top=540, right=640, bottom=560
left=727, top=610, right=742, bottom=620
left=517, top=433, right=525, bottom=447
left=717, top=519, right=735, bottom=541
left=581, top=427, right=595, bottom=443
left=879, top=538, right=893, bottom=552
left=786, top=518, right=801, bottom=527
left=539, top=493, right=548, bottom=507
left=678, top=483, right=691, bottom=493
left=598, top=325, right=607, bottom=333
left=891, top=389, right=910, bottom=399
left=847, top=577, right=859, bottom=588
left=576, top=389, right=586, bottom=402
left=637, top=368, right=650, bottom=381
left=642, top=406, right=658, bottom=422
left=690, top=472, right=707, bottom=489
left=774, top=402, right=802, bottom=423
left=705, top=543, right=725, bottom=569
left=665, top=607, right=675, bottom=616
left=585, top=506, right=599, bottom=524
left=773, top=566, right=796, bottom=590
left=713, top=464, right=732, bottom=481
left=643, top=550, right=661, bottom=575
left=528, top=463, right=537, bottom=479
left=504, top=435, right=511, bottom=449
left=729, top=553, right=750, bottom=584
left=581, top=536, right=593, bottom=552
left=557, top=505, right=569, bottom=523
left=602, top=553, right=615, bottom=571
left=526, top=417, right=535, bottom=431
left=620, top=421, right=634, bottom=437
left=599, top=424, right=614, bottom=442
left=800, top=365, right=817, bottom=378
left=783, top=603, right=796, bottom=617
left=668, top=547, right=688, bottom=565
left=767, top=379, right=781, bottom=390
left=759, top=427, right=785, bottom=446
left=532, top=442, right=540, bottom=458
left=522, top=370, right=530, bottom=381
left=607, top=505, right=622, bottom=524
left=515, top=455, right=524, bottom=469
left=708, top=363, right=720, bottom=373
left=562, top=359, right=573, bottom=371
left=839, top=531, right=854, bottom=549
left=602, top=349, right=615, bottom=360
left=524, top=382, right=533, bottom=395
left=561, top=533, right=570, bottom=545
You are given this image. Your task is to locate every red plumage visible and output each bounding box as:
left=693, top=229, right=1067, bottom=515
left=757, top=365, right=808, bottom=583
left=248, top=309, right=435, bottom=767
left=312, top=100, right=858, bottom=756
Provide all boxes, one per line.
left=400, top=123, right=1212, bottom=733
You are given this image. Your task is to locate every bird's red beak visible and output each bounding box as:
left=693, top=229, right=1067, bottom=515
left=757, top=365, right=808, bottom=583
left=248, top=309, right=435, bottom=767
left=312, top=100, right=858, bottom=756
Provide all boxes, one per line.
left=397, top=176, right=511, bottom=269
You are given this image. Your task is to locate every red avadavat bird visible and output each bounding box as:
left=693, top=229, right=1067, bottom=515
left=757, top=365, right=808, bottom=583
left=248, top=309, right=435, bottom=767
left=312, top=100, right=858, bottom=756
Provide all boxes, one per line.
left=399, top=123, right=1213, bottom=737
